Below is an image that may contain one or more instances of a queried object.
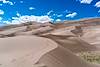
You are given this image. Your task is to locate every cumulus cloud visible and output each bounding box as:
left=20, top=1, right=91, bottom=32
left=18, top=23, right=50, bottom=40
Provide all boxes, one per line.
left=66, top=12, right=77, bottom=18
left=6, top=15, right=53, bottom=24
left=77, top=0, right=93, bottom=4
left=29, top=7, right=35, bottom=10
left=95, top=1, right=100, bottom=8
left=0, top=9, right=4, bottom=15
left=0, top=0, right=14, bottom=5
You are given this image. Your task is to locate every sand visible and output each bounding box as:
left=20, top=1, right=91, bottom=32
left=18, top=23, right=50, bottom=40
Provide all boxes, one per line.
left=0, top=36, right=99, bottom=67
left=41, top=34, right=96, bottom=53
left=0, top=26, right=27, bottom=37
left=0, top=36, right=57, bottom=67
left=0, top=18, right=100, bottom=67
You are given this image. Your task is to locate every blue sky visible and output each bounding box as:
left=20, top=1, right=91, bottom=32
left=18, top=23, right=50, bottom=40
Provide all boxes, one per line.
left=0, top=0, right=100, bottom=24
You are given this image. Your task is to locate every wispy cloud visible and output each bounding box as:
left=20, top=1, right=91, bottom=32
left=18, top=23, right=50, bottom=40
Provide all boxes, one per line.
left=64, top=10, right=71, bottom=13
left=98, top=10, right=100, bottom=13
left=16, top=12, right=21, bottom=17
left=56, top=19, right=61, bottom=22
left=0, top=4, right=3, bottom=6
left=47, top=10, right=53, bottom=15
left=57, top=14, right=63, bottom=17
left=77, top=0, right=93, bottom=4
left=29, top=7, right=35, bottom=10
left=95, top=1, right=100, bottom=8
left=0, top=17, right=2, bottom=21
left=66, top=12, right=77, bottom=18
left=0, top=0, right=14, bottom=5
left=20, top=1, right=23, bottom=3
left=0, top=9, right=4, bottom=15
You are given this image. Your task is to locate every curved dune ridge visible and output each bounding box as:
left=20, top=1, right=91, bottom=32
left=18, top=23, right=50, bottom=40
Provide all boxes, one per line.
left=40, top=34, right=96, bottom=53
left=0, top=36, right=99, bottom=67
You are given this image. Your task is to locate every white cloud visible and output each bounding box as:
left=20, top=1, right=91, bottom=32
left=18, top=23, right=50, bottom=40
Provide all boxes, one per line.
left=64, top=10, right=71, bottom=13
left=20, top=1, right=23, bottom=3
left=57, top=14, right=63, bottom=17
left=0, top=9, right=4, bottom=15
left=56, top=19, right=61, bottom=22
left=3, top=21, right=11, bottom=24
left=66, top=12, right=77, bottom=18
left=47, top=10, right=53, bottom=15
left=78, top=0, right=93, bottom=4
left=47, top=10, right=63, bottom=17
left=0, top=0, right=14, bottom=5
left=95, top=1, right=100, bottom=8
left=0, top=4, right=3, bottom=6
left=98, top=10, right=100, bottom=13
left=16, top=12, right=21, bottom=17
left=29, top=7, right=35, bottom=10
left=0, top=17, right=2, bottom=21
left=8, top=2, right=14, bottom=5
left=7, top=15, right=54, bottom=24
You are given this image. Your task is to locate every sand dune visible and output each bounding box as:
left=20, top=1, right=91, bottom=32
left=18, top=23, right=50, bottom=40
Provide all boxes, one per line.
left=0, top=26, right=27, bottom=37
left=0, top=18, right=99, bottom=67
left=0, top=36, right=99, bottom=67
left=15, top=26, right=53, bottom=36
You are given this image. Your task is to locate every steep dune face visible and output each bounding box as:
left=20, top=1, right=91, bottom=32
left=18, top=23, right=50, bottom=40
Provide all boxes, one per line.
left=0, top=36, right=98, bottom=67
left=41, top=34, right=96, bottom=53
left=39, top=46, right=98, bottom=67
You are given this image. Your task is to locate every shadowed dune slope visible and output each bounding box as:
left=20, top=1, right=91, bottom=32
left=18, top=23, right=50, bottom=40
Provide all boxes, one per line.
left=15, top=26, right=53, bottom=36
left=39, top=46, right=100, bottom=67
left=41, top=34, right=96, bottom=53
left=0, top=36, right=99, bottom=67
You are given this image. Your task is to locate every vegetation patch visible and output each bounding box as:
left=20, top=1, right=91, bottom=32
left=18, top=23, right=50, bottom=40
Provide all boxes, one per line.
left=77, top=51, right=100, bottom=64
